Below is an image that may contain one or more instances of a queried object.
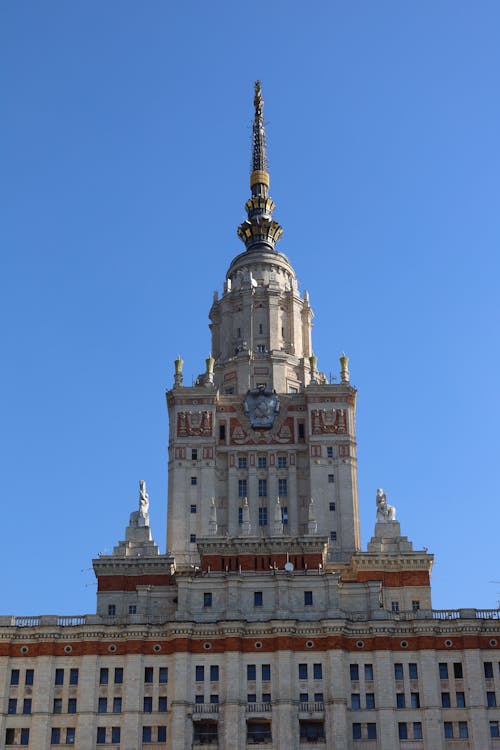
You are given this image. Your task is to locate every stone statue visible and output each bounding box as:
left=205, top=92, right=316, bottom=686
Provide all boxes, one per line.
left=138, top=480, right=150, bottom=526
left=376, top=488, right=396, bottom=522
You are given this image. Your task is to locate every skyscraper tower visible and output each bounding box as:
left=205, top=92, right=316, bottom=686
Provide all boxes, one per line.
left=166, top=82, right=360, bottom=571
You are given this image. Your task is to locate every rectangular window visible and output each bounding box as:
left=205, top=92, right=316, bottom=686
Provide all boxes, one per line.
left=298, top=423, right=305, bottom=439
left=66, top=729, right=75, bottom=746
left=68, top=698, right=77, bottom=713
left=196, top=665, right=205, bottom=681
left=458, top=721, right=468, bottom=739
left=98, top=697, right=107, bottom=713
left=351, top=693, right=361, bottom=710
left=327, top=446, right=333, bottom=458
left=191, top=476, right=197, bottom=485
left=299, top=664, right=308, bottom=680
left=99, top=667, right=108, bottom=684
left=51, top=728, right=61, bottom=745
left=254, top=591, right=263, bottom=607
left=258, top=507, right=268, bottom=526
left=238, top=456, right=247, bottom=469
left=143, top=696, right=153, bottom=712
left=157, top=726, right=167, bottom=742
left=20, top=729, right=29, bottom=746
left=96, top=727, right=106, bottom=744
left=204, top=592, right=213, bottom=607
left=53, top=698, right=63, bottom=714
left=413, top=722, right=423, bottom=740
left=444, top=722, right=454, bottom=739
left=394, top=663, right=404, bottom=681
left=195, top=695, right=204, bottom=704
left=456, top=691, right=466, bottom=708
left=190, top=504, right=197, bottom=513
left=128, top=604, right=137, bottom=614
left=409, top=663, right=418, bottom=679
left=454, top=662, right=463, bottom=679
left=111, top=727, right=120, bottom=744
left=485, top=662, right=494, bottom=678
left=329, top=502, right=336, bottom=511
left=367, top=723, right=377, bottom=740
left=158, top=696, right=168, bottom=712
left=247, top=665, right=256, bottom=681
left=391, top=601, right=399, bottom=612
left=238, top=479, right=247, bottom=497
left=143, top=727, right=152, bottom=743
left=25, top=669, right=34, bottom=686
left=411, top=692, right=420, bottom=708
left=314, top=692, right=324, bottom=702
left=210, top=694, right=219, bottom=704
left=396, top=693, right=405, bottom=709
left=439, top=662, right=449, bottom=680
left=69, top=668, right=79, bottom=685
left=300, top=692, right=309, bottom=703
left=330, top=530, right=337, bottom=541
left=262, top=664, right=271, bottom=681
left=441, top=692, right=451, bottom=708
left=366, top=693, right=375, bottom=709
left=278, top=478, right=288, bottom=495
left=5, top=729, right=15, bottom=746
left=313, top=663, right=322, bottom=679
left=277, top=456, right=287, bottom=468
left=22, top=699, right=32, bottom=715
left=192, top=448, right=198, bottom=461
left=350, top=664, right=359, bottom=681
left=365, top=664, right=374, bottom=681
left=8, top=698, right=17, bottom=714
left=490, top=721, right=500, bottom=738
left=328, top=474, right=334, bottom=483
left=281, top=506, right=288, bottom=525
left=247, top=693, right=257, bottom=703
left=487, top=691, right=497, bottom=707
left=190, top=533, right=196, bottom=543
left=113, top=697, right=122, bottom=713
left=262, top=692, right=271, bottom=703
left=352, top=723, right=362, bottom=740
left=398, top=723, right=408, bottom=740
left=258, top=456, right=267, bottom=468
left=258, top=479, right=267, bottom=497
left=219, top=424, right=226, bottom=441
left=159, top=667, right=168, bottom=683
left=238, top=506, right=243, bottom=524
left=412, top=600, right=420, bottom=611
left=108, top=604, right=116, bottom=615
left=210, top=665, right=219, bottom=681
left=304, top=591, right=313, bottom=606
left=55, top=668, right=64, bottom=685
left=114, top=667, right=123, bottom=684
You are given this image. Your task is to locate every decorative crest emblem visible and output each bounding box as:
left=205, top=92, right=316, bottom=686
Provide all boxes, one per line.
left=243, top=385, right=280, bottom=430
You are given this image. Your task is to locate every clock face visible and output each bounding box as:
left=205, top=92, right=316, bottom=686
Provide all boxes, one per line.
left=243, top=386, right=280, bottom=430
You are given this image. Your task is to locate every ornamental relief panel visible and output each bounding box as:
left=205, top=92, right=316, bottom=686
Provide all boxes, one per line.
left=177, top=410, right=213, bottom=437
left=311, top=408, right=347, bottom=434
left=230, top=416, right=294, bottom=446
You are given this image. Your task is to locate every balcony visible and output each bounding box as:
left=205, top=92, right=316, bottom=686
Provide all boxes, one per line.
left=299, top=702, right=325, bottom=713
left=193, top=703, right=219, bottom=714
left=246, top=702, right=272, bottom=713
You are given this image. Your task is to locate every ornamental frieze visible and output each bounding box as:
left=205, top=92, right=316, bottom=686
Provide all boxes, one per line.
left=177, top=410, right=213, bottom=437
left=230, top=416, right=294, bottom=445
left=311, top=408, right=347, bottom=434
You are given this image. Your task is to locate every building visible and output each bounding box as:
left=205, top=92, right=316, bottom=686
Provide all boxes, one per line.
left=1, top=82, right=500, bottom=750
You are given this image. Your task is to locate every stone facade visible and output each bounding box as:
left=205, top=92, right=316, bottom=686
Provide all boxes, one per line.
left=1, top=82, right=499, bottom=749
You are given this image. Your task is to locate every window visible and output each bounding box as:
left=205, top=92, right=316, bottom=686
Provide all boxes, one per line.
left=351, top=693, right=361, bottom=710
left=191, top=476, right=197, bottom=485
left=190, top=533, right=196, bottom=543
left=10, top=669, right=20, bottom=685
left=209, top=665, right=219, bottom=681
left=281, top=506, right=288, bottom=525
left=96, top=727, right=106, bottom=744
left=367, top=723, right=377, bottom=740
left=247, top=665, right=256, bottom=681
left=262, top=664, right=271, bottom=681
left=365, top=664, right=373, bottom=681
left=391, top=601, right=399, bottom=612
left=195, top=695, right=204, bottom=704
left=210, top=694, right=219, bottom=704
left=444, top=722, right=454, bottom=739
left=453, top=662, right=463, bottom=679
left=144, top=696, right=153, bottom=712
left=238, top=456, right=247, bottom=469
left=278, top=478, right=287, bottom=495
left=366, top=693, right=375, bottom=709
left=304, top=591, right=313, bottom=606
left=330, top=530, right=337, bottom=541
left=439, top=662, right=449, bottom=680
left=313, top=663, right=322, bottom=679
left=55, top=668, right=64, bottom=685
left=258, top=456, right=267, bottom=469
left=113, top=697, right=122, bottom=713
left=258, top=479, right=267, bottom=497
left=411, top=692, right=420, bottom=708
left=219, top=424, right=226, bottom=440
left=204, top=592, right=213, bottom=607
left=328, top=474, right=334, bottom=483
left=398, top=723, right=408, bottom=740
left=485, top=662, right=494, bottom=678
left=190, top=504, right=197, bottom=513
left=108, top=604, right=116, bottom=615
left=262, top=692, right=271, bottom=703
left=196, top=666, right=205, bottom=681
left=396, top=693, right=405, bottom=709
left=66, top=728, right=75, bottom=745
left=5, top=729, right=15, bottom=745
left=394, top=663, right=404, bottom=681
left=258, top=324, right=263, bottom=334
left=299, top=664, right=308, bottom=680
left=98, top=697, right=107, bottom=713
left=487, top=691, right=497, bottom=707
left=350, top=664, right=359, bottom=681
left=159, top=667, right=168, bottom=683
left=458, top=721, right=468, bottom=739
left=158, top=696, right=168, bottom=712
left=238, top=506, right=243, bottom=525
left=158, top=726, right=167, bottom=742
left=254, top=591, right=263, bottom=607
left=456, top=691, right=465, bottom=708
left=327, top=447, right=333, bottom=458
left=412, top=600, right=420, bottom=611
left=413, top=722, right=423, bottom=740
left=8, top=698, right=17, bottom=714
left=114, top=667, right=123, bottom=684
left=53, top=698, right=63, bottom=714
left=238, top=479, right=247, bottom=497
left=237, top=327, right=241, bottom=338
left=192, top=448, right=198, bottom=460
left=51, top=728, right=61, bottom=745
left=409, top=663, right=418, bottom=679
left=352, top=723, right=362, bottom=740
left=278, top=456, right=287, bottom=468
left=111, top=727, right=121, bottom=744
left=247, top=693, right=257, bottom=703
left=68, top=698, right=77, bottom=713
left=329, top=502, right=336, bottom=511
left=128, top=604, right=137, bottom=614
left=23, top=698, right=33, bottom=714
left=25, top=669, right=34, bottom=686
left=441, top=692, right=451, bottom=708
left=258, top=507, right=268, bottom=526
left=99, top=667, right=109, bottom=684
left=298, top=423, right=305, bottom=439
left=490, top=721, right=500, bottom=738
left=143, top=727, right=152, bottom=743
left=69, top=668, right=78, bottom=685
left=300, top=692, right=309, bottom=703
left=314, top=692, right=324, bottom=702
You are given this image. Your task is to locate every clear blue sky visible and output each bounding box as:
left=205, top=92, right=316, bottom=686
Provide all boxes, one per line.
left=1, top=2, right=499, bottom=615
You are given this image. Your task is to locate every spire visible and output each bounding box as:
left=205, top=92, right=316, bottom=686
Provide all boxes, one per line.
left=237, top=81, right=283, bottom=252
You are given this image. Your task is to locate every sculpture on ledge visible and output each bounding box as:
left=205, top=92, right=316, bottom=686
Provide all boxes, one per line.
left=376, top=488, right=396, bottom=522
left=138, top=480, right=150, bottom=526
